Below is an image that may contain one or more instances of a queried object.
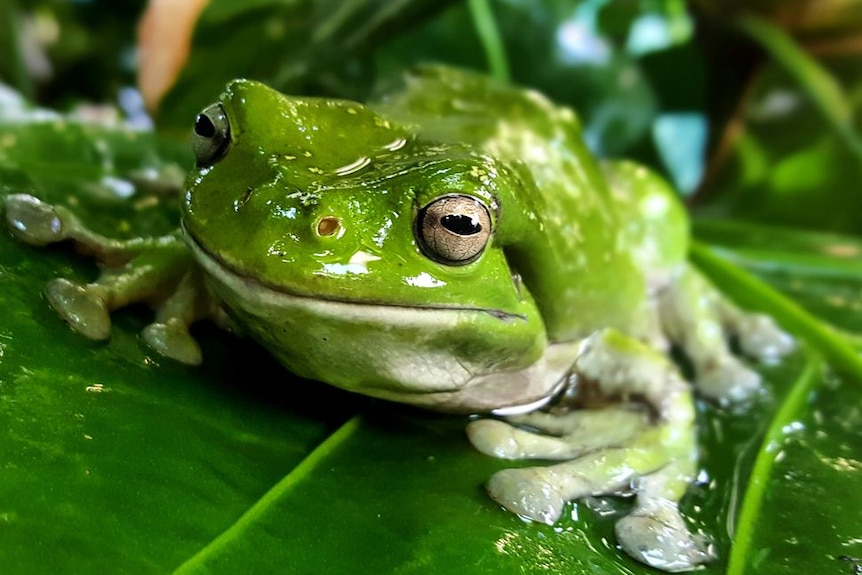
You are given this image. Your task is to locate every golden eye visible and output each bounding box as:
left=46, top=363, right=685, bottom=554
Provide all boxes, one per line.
left=416, top=194, right=492, bottom=265
left=192, top=103, right=231, bottom=167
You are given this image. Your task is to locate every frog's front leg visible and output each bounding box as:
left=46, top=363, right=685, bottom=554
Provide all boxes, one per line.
left=467, top=329, right=709, bottom=571
left=658, top=265, right=794, bottom=403
left=4, top=194, right=218, bottom=364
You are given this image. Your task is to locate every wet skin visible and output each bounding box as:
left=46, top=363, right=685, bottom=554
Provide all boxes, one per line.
left=4, top=66, right=793, bottom=572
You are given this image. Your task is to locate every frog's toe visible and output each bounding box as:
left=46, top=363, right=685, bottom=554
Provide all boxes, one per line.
left=486, top=468, right=565, bottom=525
left=467, top=419, right=590, bottom=460
left=615, top=501, right=712, bottom=572
left=736, top=314, right=795, bottom=362
left=4, top=194, right=66, bottom=246
left=143, top=320, right=203, bottom=365
left=466, top=419, right=525, bottom=459
left=45, top=278, right=111, bottom=340
left=696, top=356, right=762, bottom=405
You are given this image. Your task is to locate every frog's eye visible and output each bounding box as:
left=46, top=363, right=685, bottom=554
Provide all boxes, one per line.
left=416, top=195, right=492, bottom=265
left=192, top=104, right=231, bottom=167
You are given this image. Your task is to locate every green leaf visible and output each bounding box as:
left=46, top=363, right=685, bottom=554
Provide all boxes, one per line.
left=2, top=94, right=861, bottom=575
left=726, top=351, right=822, bottom=575
left=737, top=14, right=862, bottom=161
left=695, top=23, right=862, bottom=234
left=467, top=0, right=510, bottom=82
left=3, top=4, right=862, bottom=570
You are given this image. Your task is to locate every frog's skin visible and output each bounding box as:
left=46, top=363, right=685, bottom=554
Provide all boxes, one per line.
left=3, top=66, right=793, bottom=572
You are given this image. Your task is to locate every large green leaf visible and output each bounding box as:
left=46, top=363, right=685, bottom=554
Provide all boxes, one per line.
left=2, top=85, right=862, bottom=574
left=2, top=1, right=862, bottom=573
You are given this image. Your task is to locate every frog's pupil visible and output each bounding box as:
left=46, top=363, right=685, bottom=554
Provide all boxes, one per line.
left=195, top=114, right=216, bottom=138
left=441, top=214, right=481, bottom=236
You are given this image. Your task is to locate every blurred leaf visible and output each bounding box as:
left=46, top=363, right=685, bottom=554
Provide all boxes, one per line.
left=738, top=14, right=862, bottom=160
left=693, top=0, right=862, bottom=40
left=156, top=0, right=456, bottom=130
left=695, top=52, right=862, bottom=234
left=0, top=0, right=145, bottom=107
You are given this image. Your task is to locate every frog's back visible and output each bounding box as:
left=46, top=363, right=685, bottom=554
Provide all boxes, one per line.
left=372, top=66, right=649, bottom=341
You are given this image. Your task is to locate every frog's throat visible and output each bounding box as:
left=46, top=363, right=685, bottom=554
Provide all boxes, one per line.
left=186, top=230, right=574, bottom=413
left=183, top=229, right=525, bottom=320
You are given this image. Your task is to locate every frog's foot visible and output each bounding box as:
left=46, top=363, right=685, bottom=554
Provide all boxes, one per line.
left=616, top=461, right=712, bottom=572
left=717, top=304, right=795, bottom=362
left=140, top=268, right=217, bottom=365
left=44, top=278, right=112, bottom=340
left=658, top=265, right=793, bottom=404
left=616, top=498, right=711, bottom=572
left=143, top=320, right=202, bottom=365
left=5, top=193, right=68, bottom=246
left=466, top=406, right=649, bottom=460
left=485, top=446, right=642, bottom=524
left=695, top=355, right=762, bottom=404
left=4, top=194, right=216, bottom=364
left=473, top=330, right=703, bottom=571
left=483, top=427, right=687, bottom=527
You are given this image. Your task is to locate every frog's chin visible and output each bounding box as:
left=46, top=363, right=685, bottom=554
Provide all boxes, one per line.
left=186, top=232, right=575, bottom=413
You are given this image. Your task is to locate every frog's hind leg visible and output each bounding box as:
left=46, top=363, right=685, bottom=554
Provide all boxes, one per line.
left=468, top=329, right=709, bottom=571
left=467, top=406, right=650, bottom=460
left=4, top=194, right=216, bottom=364
left=657, top=265, right=793, bottom=404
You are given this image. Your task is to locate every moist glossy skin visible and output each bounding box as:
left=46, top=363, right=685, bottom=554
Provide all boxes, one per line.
left=183, top=66, right=685, bottom=411
left=3, top=65, right=792, bottom=572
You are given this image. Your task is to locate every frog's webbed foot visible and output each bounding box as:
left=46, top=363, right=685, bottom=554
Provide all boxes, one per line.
left=716, top=301, right=795, bottom=362
left=469, top=329, right=705, bottom=572
left=658, top=265, right=793, bottom=405
left=43, top=278, right=113, bottom=340
left=615, top=462, right=713, bottom=572
left=4, top=194, right=218, bottom=364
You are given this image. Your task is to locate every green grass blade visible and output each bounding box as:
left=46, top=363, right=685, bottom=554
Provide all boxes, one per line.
left=726, top=351, right=822, bottom=575
left=467, top=0, right=510, bottom=82
left=737, top=14, right=862, bottom=160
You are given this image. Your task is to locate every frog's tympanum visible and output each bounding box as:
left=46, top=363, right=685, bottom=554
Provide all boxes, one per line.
left=4, top=66, right=793, bottom=572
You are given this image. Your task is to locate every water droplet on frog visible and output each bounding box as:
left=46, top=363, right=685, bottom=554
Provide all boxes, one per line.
left=334, top=156, right=371, bottom=177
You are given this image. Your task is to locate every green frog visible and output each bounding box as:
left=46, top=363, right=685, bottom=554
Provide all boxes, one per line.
left=4, top=65, right=792, bottom=572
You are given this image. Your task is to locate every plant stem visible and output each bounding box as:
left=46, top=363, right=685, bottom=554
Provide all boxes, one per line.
left=467, top=0, right=510, bottom=82
left=738, top=14, right=862, bottom=161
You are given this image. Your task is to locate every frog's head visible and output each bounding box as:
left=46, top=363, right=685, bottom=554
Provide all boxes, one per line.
left=182, top=80, right=558, bottom=412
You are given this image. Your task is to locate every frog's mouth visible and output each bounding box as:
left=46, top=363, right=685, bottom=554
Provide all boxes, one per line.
left=185, top=228, right=568, bottom=413
left=183, top=228, right=525, bottom=321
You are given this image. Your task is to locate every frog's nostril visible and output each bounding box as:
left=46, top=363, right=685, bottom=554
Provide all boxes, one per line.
left=317, top=216, right=341, bottom=237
